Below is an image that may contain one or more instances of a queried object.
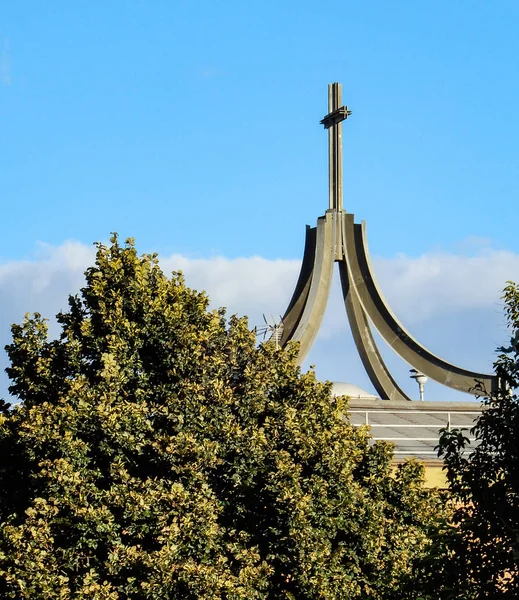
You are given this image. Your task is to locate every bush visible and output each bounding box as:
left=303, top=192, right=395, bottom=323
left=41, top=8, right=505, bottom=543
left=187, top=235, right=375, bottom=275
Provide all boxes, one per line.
left=0, top=236, right=445, bottom=599
left=438, top=282, right=519, bottom=599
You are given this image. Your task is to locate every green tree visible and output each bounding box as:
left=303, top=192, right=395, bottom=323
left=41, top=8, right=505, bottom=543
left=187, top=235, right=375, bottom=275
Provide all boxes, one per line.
left=438, top=282, right=519, bottom=599
left=0, top=235, right=445, bottom=599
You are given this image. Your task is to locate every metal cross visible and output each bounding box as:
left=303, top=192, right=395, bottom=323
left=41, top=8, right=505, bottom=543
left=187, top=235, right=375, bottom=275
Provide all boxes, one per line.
left=320, top=82, right=352, bottom=211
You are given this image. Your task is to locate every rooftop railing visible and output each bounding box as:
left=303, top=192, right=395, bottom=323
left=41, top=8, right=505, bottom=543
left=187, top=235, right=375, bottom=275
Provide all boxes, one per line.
left=348, top=409, right=481, bottom=456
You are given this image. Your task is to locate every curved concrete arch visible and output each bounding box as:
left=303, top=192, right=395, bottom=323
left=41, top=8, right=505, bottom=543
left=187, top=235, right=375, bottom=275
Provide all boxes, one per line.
left=339, top=259, right=412, bottom=402
left=343, top=213, right=498, bottom=396
left=279, top=226, right=316, bottom=346
left=274, top=84, right=499, bottom=400
left=289, top=212, right=336, bottom=364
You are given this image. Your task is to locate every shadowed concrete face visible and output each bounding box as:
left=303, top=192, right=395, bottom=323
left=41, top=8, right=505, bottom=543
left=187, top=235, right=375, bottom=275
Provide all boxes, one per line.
left=277, top=83, right=498, bottom=400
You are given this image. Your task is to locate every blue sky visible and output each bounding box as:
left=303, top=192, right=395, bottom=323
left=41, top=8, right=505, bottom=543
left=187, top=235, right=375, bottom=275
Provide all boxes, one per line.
left=1, top=1, right=519, bottom=402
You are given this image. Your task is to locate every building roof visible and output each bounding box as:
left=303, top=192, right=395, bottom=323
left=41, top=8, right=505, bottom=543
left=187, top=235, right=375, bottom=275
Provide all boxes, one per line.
left=327, top=383, right=483, bottom=461
left=347, top=399, right=482, bottom=461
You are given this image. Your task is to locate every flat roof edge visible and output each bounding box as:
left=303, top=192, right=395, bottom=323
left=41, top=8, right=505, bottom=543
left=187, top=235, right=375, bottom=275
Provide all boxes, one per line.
left=347, top=399, right=484, bottom=412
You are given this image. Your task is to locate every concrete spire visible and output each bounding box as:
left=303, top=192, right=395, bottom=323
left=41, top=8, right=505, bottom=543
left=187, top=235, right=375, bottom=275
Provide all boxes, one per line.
left=320, top=82, right=351, bottom=211
left=276, top=83, right=498, bottom=400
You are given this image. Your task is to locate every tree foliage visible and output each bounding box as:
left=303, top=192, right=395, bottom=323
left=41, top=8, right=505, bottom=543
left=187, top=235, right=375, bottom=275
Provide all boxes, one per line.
left=438, top=282, right=519, bottom=599
left=0, top=235, right=445, bottom=599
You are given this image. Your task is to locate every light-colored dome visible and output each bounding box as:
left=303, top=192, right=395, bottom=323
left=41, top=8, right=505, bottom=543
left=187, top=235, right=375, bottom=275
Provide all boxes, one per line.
left=330, top=382, right=378, bottom=400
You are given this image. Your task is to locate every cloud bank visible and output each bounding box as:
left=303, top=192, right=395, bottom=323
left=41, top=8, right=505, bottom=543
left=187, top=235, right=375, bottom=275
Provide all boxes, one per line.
left=1, top=240, right=517, bottom=402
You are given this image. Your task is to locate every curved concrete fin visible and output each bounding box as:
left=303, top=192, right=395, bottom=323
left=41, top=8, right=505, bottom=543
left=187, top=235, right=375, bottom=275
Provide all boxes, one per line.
left=291, top=212, right=336, bottom=364
left=280, top=226, right=316, bottom=346
left=343, top=213, right=498, bottom=396
left=339, top=260, right=412, bottom=401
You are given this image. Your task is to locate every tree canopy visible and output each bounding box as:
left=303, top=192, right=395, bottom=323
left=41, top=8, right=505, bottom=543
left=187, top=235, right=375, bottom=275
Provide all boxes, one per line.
left=438, top=282, right=519, bottom=599
left=0, top=235, right=446, bottom=599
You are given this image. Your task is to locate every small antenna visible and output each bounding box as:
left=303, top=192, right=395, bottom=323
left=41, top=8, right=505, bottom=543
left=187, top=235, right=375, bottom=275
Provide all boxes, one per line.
left=255, top=314, right=284, bottom=349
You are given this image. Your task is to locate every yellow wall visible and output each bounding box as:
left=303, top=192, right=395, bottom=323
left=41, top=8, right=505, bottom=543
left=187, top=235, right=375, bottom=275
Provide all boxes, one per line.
left=423, top=464, right=448, bottom=489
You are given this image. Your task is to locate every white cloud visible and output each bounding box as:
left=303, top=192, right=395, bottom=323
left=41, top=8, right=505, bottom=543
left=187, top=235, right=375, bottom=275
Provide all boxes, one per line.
left=1, top=240, right=517, bottom=403
left=160, top=254, right=300, bottom=326
left=0, top=241, right=94, bottom=329
left=375, top=250, right=519, bottom=324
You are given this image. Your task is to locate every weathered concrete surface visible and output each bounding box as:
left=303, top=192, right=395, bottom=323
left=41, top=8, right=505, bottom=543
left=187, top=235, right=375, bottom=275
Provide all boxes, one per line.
left=276, top=82, right=499, bottom=401
left=279, top=225, right=315, bottom=346
left=339, top=259, right=411, bottom=401
left=343, top=214, right=498, bottom=397
left=287, top=213, right=335, bottom=364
